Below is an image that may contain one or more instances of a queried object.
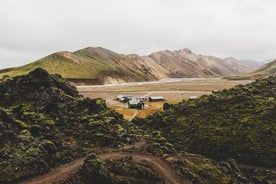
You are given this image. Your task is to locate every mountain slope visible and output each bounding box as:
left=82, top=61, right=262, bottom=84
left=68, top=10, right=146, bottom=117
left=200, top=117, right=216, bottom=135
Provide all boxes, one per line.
left=239, top=59, right=263, bottom=71
left=0, top=47, right=254, bottom=84
left=141, top=49, right=252, bottom=78
left=0, top=48, right=157, bottom=84
left=229, top=60, right=276, bottom=79
left=247, top=59, right=276, bottom=78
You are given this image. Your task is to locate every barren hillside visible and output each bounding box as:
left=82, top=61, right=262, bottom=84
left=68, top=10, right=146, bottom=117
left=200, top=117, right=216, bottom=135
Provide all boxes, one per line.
left=0, top=47, right=255, bottom=84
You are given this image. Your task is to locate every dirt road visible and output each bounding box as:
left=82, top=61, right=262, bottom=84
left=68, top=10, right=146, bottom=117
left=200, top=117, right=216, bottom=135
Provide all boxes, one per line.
left=19, top=151, right=191, bottom=184
left=19, top=158, right=84, bottom=184
left=99, top=152, right=191, bottom=184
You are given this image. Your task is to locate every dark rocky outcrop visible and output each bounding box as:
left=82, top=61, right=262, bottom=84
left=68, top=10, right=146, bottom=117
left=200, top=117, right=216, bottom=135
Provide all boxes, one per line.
left=0, top=68, right=128, bottom=183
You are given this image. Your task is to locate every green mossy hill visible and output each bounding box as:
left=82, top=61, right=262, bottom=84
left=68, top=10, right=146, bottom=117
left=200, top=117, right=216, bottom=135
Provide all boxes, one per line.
left=134, top=77, right=276, bottom=167
left=0, top=47, right=156, bottom=84
left=0, top=68, right=79, bottom=107
left=0, top=68, right=132, bottom=183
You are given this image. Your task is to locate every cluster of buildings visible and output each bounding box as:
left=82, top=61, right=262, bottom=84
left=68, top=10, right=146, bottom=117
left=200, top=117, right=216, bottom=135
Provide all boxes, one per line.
left=116, top=92, right=209, bottom=109
left=116, top=95, right=165, bottom=109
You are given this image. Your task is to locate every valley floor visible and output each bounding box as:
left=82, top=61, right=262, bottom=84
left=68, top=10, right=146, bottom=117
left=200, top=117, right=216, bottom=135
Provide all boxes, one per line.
left=78, top=78, right=252, bottom=120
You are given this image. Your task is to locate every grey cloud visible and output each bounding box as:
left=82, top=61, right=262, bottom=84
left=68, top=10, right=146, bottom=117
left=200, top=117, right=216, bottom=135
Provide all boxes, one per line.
left=0, top=0, right=276, bottom=69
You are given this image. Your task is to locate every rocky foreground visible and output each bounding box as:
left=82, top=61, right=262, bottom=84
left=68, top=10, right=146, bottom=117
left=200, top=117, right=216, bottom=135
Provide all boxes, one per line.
left=0, top=68, right=275, bottom=183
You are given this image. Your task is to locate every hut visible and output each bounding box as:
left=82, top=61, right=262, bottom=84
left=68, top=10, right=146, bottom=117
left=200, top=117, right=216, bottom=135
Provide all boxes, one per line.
left=117, top=95, right=133, bottom=103
left=148, top=96, right=165, bottom=102
left=212, top=90, right=219, bottom=93
left=189, top=96, right=198, bottom=100
left=128, top=99, right=144, bottom=109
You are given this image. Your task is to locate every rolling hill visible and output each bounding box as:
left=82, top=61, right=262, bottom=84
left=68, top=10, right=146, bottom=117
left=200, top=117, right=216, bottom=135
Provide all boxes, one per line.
left=0, top=47, right=157, bottom=85
left=0, top=47, right=254, bottom=84
left=228, top=59, right=276, bottom=80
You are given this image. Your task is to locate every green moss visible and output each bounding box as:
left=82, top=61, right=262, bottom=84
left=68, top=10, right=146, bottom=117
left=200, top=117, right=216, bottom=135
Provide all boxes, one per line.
left=95, top=132, right=105, bottom=137
left=43, top=119, right=55, bottom=126
left=103, top=117, right=117, bottom=124
left=30, top=124, right=41, bottom=130
left=96, top=98, right=106, bottom=106
left=116, top=124, right=124, bottom=132
left=15, top=119, right=29, bottom=129
left=86, top=152, right=97, bottom=160
left=19, top=129, right=31, bottom=136
left=87, top=158, right=103, bottom=168
left=88, top=120, right=105, bottom=127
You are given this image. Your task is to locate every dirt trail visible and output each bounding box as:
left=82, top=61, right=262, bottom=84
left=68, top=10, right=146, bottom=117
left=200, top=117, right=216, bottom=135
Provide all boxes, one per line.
left=99, top=152, right=191, bottom=184
left=128, top=109, right=138, bottom=121
left=19, top=158, right=84, bottom=184
left=19, top=151, right=191, bottom=184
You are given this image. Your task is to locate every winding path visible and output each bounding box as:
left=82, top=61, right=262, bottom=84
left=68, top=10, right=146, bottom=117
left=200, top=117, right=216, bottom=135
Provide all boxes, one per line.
left=19, top=158, right=84, bottom=184
left=99, top=152, right=191, bottom=184
left=19, top=151, right=191, bottom=184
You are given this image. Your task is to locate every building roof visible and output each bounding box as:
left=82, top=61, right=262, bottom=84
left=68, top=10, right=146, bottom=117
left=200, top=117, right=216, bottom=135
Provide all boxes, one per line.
left=149, top=96, right=164, bottom=100
left=117, top=95, right=124, bottom=99
left=189, top=96, right=198, bottom=100
left=128, top=99, right=143, bottom=105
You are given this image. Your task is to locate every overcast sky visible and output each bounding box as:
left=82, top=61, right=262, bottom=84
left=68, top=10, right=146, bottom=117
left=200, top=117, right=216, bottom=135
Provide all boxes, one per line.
left=0, top=0, right=276, bottom=69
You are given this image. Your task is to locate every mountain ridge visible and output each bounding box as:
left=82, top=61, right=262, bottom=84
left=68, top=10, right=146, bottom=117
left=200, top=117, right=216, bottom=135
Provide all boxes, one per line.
left=0, top=47, right=257, bottom=84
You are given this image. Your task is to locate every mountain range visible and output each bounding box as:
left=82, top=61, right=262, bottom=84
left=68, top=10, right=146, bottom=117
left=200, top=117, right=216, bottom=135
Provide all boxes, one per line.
left=0, top=47, right=259, bottom=84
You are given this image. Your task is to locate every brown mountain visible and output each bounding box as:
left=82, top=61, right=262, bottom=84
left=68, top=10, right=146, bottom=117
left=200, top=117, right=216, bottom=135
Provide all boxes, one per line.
left=129, top=49, right=253, bottom=78
left=0, top=47, right=254, bottom=84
